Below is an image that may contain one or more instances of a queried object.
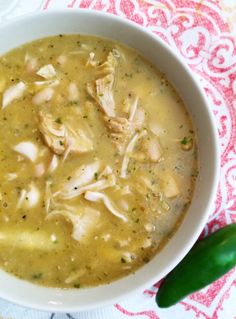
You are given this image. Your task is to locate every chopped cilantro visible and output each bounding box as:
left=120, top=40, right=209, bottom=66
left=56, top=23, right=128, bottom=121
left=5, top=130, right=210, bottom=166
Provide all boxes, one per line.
left=67, top=101, right=79, bottom=106
left=180, top=136, right=193, bottom=150
left=31, top=272, right=43, bottom=280
left=143, top=257, right=150, bottom=263
left=180, top=136, right=189, bottom=145
left=125, top=73, right=133, bottom=78
left=55, top=117, right=62, bottom=124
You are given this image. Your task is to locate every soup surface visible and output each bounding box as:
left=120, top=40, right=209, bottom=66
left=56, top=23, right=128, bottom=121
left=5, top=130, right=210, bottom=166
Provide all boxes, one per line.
left=0, top=35, right=198, bottom=288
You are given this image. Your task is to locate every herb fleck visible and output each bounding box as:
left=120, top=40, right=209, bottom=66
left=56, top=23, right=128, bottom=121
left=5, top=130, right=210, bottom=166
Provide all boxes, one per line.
left=180, top=136, right=189, bottom=145
left=143, top=257, right=150, bottom=263
left=55, top=117, right=62, bottom=124
left=31, top=272, right=43, bottom=280
left=125, top=73, right=133, bottom=78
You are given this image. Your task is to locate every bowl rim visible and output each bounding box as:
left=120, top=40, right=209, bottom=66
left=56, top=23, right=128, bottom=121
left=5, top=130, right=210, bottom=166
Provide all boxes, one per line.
left=0, top=9, right=220, bottom=312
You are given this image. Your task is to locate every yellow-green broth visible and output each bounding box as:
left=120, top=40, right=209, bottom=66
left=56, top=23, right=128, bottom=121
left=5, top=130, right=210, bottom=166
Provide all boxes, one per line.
left=0, top=35, right=198, bottom=288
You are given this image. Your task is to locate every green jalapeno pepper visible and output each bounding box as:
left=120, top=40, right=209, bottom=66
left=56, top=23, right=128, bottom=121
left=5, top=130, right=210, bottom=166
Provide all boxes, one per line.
left=156, top=223, right=236, bottom=308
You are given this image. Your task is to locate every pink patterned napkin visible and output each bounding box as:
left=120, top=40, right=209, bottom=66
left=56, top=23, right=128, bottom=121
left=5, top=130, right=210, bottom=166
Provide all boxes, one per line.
left=0, top=1, right=235, bottom=318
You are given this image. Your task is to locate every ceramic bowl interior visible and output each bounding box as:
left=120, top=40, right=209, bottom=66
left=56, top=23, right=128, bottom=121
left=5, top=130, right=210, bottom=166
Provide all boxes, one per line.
left=0, top=10, right=219, bottom=312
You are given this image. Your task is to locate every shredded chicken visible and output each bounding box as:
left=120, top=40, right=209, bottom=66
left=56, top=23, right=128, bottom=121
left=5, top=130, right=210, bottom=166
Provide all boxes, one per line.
left=86, top=52, right=145, bottom=155
left=38, top=111, right=93, bottom=155
left=87, top=74, right=115, bottom=117
left=86, top=50, right=119, bottom=117
left=66, top=125, right=93, bottom=154
left=104, top=95, right=145, bottom=154
left=120, top=130, right=147, bottom=178
left=13, top=141, right=38, bottom=162
left=104, top=115, right=131, bottom=153
left=57, top=162, right=100, bottom=199
left=16, top=184, right=40, bottom=209
left=104, top=116, right=131, bottom=134
left=86, top=52, right=99, bottom=67
left=47, top=206, right=100, bottom=242
left=36, top=64, right=56, bottom=79
left=2, top=82, right=26, bottom=109
left=55, top=162, right=118, bottom=201
left=84, top=191, right=128, bottom=222
left=32, top=87, right=54, bottom=105
left=60, top=174, right=116, bottom=200
left=38, top=111, right=67, bottom=155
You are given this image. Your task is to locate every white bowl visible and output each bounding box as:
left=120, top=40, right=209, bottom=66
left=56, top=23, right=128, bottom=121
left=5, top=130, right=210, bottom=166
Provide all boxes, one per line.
left=0, top=10, right=219, bottom=312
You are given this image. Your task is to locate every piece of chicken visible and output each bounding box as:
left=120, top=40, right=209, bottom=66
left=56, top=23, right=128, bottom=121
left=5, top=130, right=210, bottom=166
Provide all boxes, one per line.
left=38, top=111, right=93, bottom=155
left=97, top=50, right=118, bottom=75
left=103, top=97, right=146, bottom=155
left=86, top=50, right=118, bottom=117
left=140, top=137, right=162, bottom=163
left=87, top=74, right=115, bottom=117
left=47, top=206, right=100, bottom=242
left=104, top=115, right=131, bottom=153
left=86, top=52, right=99, bottom=67
left=66, top=125, right=93, bottom=154
left=87, top=51, right=146, bottom=155
left=2, top=82, right=26, bottom=109
left=38, top=111, right=66, bottom=155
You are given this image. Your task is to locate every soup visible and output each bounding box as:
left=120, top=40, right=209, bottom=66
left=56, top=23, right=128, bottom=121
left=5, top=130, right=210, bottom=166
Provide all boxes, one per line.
left=0, top=35, right=198, bottom=288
